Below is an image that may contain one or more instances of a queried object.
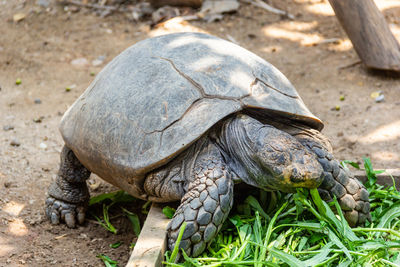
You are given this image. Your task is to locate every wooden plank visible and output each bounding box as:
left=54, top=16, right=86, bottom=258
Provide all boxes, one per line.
left=329, top=0, right=400, bottom=72
left=126, top=203, right=170, bottom=267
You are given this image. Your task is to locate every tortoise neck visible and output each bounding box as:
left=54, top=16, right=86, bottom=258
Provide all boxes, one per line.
left=213, top=114, right=264, bottom=187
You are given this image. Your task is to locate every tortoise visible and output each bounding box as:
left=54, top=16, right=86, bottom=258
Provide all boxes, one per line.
left=45, top=32, right=370, bottom=257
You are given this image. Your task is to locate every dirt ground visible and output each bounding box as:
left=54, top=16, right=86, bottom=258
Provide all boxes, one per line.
left=1, top=0, right=400, bottom=266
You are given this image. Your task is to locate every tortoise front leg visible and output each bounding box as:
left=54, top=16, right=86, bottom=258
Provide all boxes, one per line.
left=45, top=145, right=91, bottom=228
left=298, top=138, right=371, bottom=226
left=167, top=144, right=234, bottom=258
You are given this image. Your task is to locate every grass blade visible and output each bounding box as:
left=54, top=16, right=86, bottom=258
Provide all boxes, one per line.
left=97, top=254, right=118, bottom=267
left=121, top=207, right=141, bottom=236
left=163, top=206, right=176, bottom=219
left=268, top=247, right=304, bottom=267
left=258, top=202, right=288, bottom=264
left=303, top=242, right=333, bottom=266
left=168, top=222, right=187, bottom=263
left=245, top=195, right=271, bottom=220
left=376, top=205, right=400, bottom=229
left=327, top=229, right=352, bottom=261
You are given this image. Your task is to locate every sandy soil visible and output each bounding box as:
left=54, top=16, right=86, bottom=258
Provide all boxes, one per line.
left=1, top=0, right=400, bottom=266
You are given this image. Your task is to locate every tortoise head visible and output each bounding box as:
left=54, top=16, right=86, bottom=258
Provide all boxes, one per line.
left=218, top=114, right=324, bottom=192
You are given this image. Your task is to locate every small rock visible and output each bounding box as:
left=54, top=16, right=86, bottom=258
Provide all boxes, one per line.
left=3, top=125, right=14, bottom=131
left=13, top=13, right=26, bottom=22
left=4, top=181, right=12, bottom=188
left=10, top=139, right=21, bottom=147
left=33, top=116, right=44, bottom=123
left=71, top=58, right=89, bottom=67
left=36, top=0, right=50, bottom=7
left=92, top=55, right=105, bottom=66
left=91, top=60, right=102, bottom=66
left=79, top=233, right=88, bottom=239
left=375, top=94, right=384, bottom=103
left=152, top=6, right=180, bottom=24
left=34, top=98, right=42, bottom=104
left=199, top=0, right=239, bottom=22
left=39, top=143, right=47, bottom=149
left=131, top=2, right=154, bottom=21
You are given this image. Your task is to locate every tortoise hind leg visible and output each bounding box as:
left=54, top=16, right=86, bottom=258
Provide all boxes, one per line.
left=298, top=138, right=371, bottom=226
left=167, top=142, right=234, bottom=258
left=45, top=145, right=91, bottom=228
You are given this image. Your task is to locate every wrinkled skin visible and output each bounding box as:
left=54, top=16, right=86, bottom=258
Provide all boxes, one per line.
left=45, top=114, right=370, bottom=258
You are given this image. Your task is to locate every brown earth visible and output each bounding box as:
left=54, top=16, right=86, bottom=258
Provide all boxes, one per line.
left=1, top=0, right=400, bottom=266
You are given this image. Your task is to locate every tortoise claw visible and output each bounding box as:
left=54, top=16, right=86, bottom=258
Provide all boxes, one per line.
left=45, top=196, right=86, bottom=228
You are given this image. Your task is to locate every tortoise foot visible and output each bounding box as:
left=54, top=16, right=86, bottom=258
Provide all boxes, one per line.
left=45, top=196, right=86, bottom=228
left=302, top=141, right=371, bottom=226
left=45, top=145, right=91, bottom=228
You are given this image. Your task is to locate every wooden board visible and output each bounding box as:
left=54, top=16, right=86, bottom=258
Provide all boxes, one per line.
left=355, top=168, right=400, bottom=189
left=126, top=203, right=170, bottom=267
left=329, top=0, right=400, bottom=72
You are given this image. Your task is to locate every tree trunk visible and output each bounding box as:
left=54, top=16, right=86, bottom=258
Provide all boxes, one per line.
left=329, top=0, right=400, bottom=72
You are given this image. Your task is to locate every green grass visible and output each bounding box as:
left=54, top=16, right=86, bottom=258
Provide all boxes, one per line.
left=89, top=190, right=145, bottom=266
left=164, top=158, right=400, bottom=266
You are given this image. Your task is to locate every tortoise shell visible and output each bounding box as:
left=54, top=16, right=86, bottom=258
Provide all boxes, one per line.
left=59, top=32, right=323, bottom=198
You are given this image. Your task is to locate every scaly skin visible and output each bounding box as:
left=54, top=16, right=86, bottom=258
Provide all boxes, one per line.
left=166, top=149, right=234, bottom=258
left=299, top=139, right=371, bottom=226
left=45, top=146, right=90, bottom=228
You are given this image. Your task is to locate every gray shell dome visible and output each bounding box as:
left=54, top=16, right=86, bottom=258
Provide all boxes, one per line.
left=60, top=32, right=323, bottom=198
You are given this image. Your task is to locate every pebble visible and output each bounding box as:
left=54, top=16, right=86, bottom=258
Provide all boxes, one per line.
left=3, top=125, right=14, bottom=131
left=375, top=94, right=384, bottom=103
left=10, top=139, right=21, bottom=146
left=13, top=13, right=26, bottom=22
left=71, top=57, right=89, bottom=67
left=39, top=143, right=47, bottom=149
left=36, top=0, right=50, bottom=7
left=91, top=55, right=105, bottom=66
left=33, top=116, right=44, bottom=123
left=34, top=98, right=42, bottom=104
